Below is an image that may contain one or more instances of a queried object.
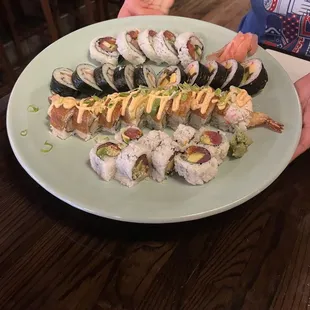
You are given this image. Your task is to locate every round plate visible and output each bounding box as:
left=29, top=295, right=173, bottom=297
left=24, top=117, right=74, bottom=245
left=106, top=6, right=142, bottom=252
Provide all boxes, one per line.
left=6, top=16, right=302, bottom=223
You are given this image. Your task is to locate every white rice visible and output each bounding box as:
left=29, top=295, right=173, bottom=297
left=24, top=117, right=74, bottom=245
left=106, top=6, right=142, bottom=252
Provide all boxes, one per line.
left=153, top=31, right=179, bottom=65
left=75, top=118, right=100, bottom=141
left=50, top=127, right=73, bottom=140
left=138, top=30, right=162, bottom=64
left=173, top=124, right=196, bottom=149
left=116, top=30, right=146, bottom=66
left=175, top=154, right=218, bottom=186
left=188, top=113, right=211, bottom=130
left=89, top=37, right=119, bottom=66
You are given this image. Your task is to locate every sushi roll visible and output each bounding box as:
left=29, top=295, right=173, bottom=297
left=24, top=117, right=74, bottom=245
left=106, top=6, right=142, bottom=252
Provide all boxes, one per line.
left=115, top=143, right=150, bottom=188
left=240, top=58, right=268, bottom=96
left=133, top=65, right=157, bottom=88
left=94, top=63, right=117, bottom=95
left=89, top=141, right=123, bottom=181
left=174, top=145, right=218, bottom=185
left=151, top=141, right=179, bottom=183
left=72, top=64, right=103, bottom=97
left=113, top=64, right=135, bottom=92
left=194, top=127, right=230, bottom=165
left=157, top=66, right=187, bottom=88
left=185, top=61, right=210, bottom=87
left=175, top=32, right=204, bottom=68
left=138, top=29, right=162, bottom=64
left=205, top=60, right=228, bottom=89
left=153, top=30, right=179, bottom=65
left=221, top=59, right=245, bottom=90
left=116, top=30, right=146, bottom=65
left=188, top=86, right=218, bottom=129
left=47, top=94, right=76, bottom=140
left=173, top=124, right=196, bottom=149
left=50, top=67, right=80, bottom=98
left=89, top=36, right=119, bottom=66
left=114, top=126, right=144, bottom=144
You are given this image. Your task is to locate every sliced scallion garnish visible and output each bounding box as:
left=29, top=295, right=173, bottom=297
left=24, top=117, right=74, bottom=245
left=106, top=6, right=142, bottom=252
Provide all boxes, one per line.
left=20, top=129, right=28, bottom=136
left=27, top=105, right=39, bottom=113
left=40, top=141, right=53, bottom=153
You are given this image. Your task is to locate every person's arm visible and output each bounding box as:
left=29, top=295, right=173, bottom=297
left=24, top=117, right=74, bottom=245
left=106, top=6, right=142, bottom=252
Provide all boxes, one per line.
left=118, top=0, right=175, bottom=18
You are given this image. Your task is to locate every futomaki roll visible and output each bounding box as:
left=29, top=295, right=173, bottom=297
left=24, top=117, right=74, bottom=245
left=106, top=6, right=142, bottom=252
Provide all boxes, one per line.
left=174, top=145, right=218, bottom=185
left=50, top=67, right=80, bottom=98
left=205, top=60, right=228, bottom=89
left=94, top=63, right=117, bottom=95
left=116, top=30, right=146, bottom=65
left=185, top=61, right=210, bottom=87
left=137, top=29, right=162, bottom=64
left=113, top=64, right=135, bottom=92
left=133, top=65, right=157, bottom=88
left=72, top=64, right=103, bottom=97
left=175, top=32, right=204, bottom=68
left=114, top=126, right=144, bottom=144
left=221, top=59, right=244, bottom=90
left=89, top=36, right=119, bottom=66
left=157, top=65, right=187, bottom=88
left=240, top=58, right=268, bottom=96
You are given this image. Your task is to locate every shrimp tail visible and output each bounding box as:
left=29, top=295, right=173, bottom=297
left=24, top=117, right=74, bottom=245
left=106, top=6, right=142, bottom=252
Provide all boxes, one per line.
left=248, top=112, right=284, bottom=133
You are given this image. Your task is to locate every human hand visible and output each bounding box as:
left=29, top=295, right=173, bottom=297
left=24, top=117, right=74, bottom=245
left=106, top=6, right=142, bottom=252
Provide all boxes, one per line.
left=118, top=0, right=174, bottom=18
left=292, top=73, right=310, bottom=161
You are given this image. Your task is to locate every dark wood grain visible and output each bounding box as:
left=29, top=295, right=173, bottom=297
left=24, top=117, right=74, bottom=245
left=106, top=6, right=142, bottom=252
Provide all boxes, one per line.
left=1, top=1, right=310, bottom=309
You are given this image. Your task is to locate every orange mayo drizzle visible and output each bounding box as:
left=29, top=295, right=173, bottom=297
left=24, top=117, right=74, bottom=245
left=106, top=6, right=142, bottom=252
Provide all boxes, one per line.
left=47, top=95, right=77, bottom=116
left=121, top=90, right=139, bottom=116
left=191, top=87, right=216, bottom=115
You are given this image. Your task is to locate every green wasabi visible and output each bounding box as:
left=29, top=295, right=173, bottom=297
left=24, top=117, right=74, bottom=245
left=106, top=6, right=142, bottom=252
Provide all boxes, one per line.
left=229, top=130, right=253, bottom=158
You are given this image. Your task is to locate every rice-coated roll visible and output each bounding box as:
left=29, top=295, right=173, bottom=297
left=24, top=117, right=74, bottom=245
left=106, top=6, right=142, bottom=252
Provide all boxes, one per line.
left=138, top=29, right=162, bottom=64
left=48, top=94, right=76, bottom=140
left=114, top=64, right=135, bottom=92
left=116, top=30, right=146, bottom=65
left=175, top=32, right=204, bottom=68
left=221, top=59, right=244, bottom=90
left=173, top=124, right=196, bottom=149
left=133, top=65, right=157, bottom=89
left=114, top=126, right=144, bottom=144
left=115, top=143, right=150, bottom=187
left=94, top=63, right=117, bottom=95
left=151, top=142, right=179, bottom=183
left=239, top=58, right=268, bottom=96
left=89, top=141, right=123, bottom=181
left=157, top=65, right=187, bottom=88
left=205, top=60, right=228, bottom=89
left=194, top=127, right=229, bottom=165
left=50, top=67, right=80, bottom=98
left=89, top=36, right=119, bottom=66
left=153, top=30, right=179, bottom=65
left=175, top=145, right=218, bottom=185
left=72, top=64, right=103, bottom=97
left=185, top=61, right=210, bottom=87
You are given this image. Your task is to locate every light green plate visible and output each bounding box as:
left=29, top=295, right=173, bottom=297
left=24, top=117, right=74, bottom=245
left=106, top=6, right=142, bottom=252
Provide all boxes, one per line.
left=6, top=16, right=302, bottom=223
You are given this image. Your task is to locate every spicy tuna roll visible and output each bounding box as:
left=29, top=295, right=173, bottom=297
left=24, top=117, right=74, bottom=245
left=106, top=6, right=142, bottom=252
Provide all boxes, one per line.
left=133, top=65, right=157, bottom=88
left=240, top=58, right=268, bottom=96
left=205, top=60, right=228, bottom=89
left=221, top=59, right=245, bottom=90
left=50, top=67, right=80, bottom=98
left=116, top=30, right=146, bottom=65
left=114, top=126, right=144, bottom=144
left=72, top=64, right=103, bottom=97
left=113, top=64, right=135, bottom=92
left=157, top=65, right=187, bottom=88
left=175, top=32, right=204, bottom=68
left=185, top=61, right=210, bottom=87
left=138, top=29, right=162, bottom=64
left=94, top=63, right=117, bottom=95
left=89, top=36, right=119, bottom=66
left=173, top=124, right=196, bottom=149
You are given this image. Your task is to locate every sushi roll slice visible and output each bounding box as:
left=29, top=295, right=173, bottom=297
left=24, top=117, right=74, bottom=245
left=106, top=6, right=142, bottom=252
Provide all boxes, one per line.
left=157, top=65, right=187, bottom=88
left=194, top=127, right=230, bottom=165
left=138, top=29, right=162, bottom=64
left=113, top=64, right=135, bottom=92
left=153, top=30, right=179, bottom=65
left=205, top=60, right=228, bottom=89
left=47, top=94, right=76, bottom=140
left=175, top=32, right=204, bottom=68
left=185, top=61, right=210, bottom=87
left=72, top=64, right=103, bottom=97
left=173, top=124, right=196, bottom=149
left=89, top=36, right=119, bottom=66
left=50, top=67, right=80, bottom=98
left=94, top=63, right=117, bottom=95
left=116, top=30, right=146, bottom=65
left=89, top=141, right=123, bottom=181
left=133, top=65, right=157, bottom=88
left=115, top=126, right=144, bottom=144
left=115, top=143, right=150, bottom=188
left=188, top=86, right=218, bottom=129
left=151, top=141, right=179, bottom=183
left=175, top=145, right=218, bottom=185
left=221, top=59, right=245, bottom=90
left=71, top=97, right=102, bottom=141
left=240, top=58, right=268, bottom=96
